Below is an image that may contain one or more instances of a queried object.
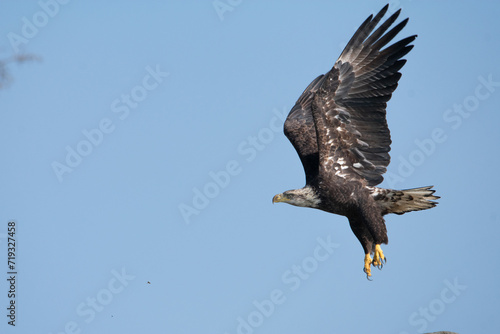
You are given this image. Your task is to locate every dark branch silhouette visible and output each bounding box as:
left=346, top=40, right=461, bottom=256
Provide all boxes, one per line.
left=0, top=52, right=39, bottom=89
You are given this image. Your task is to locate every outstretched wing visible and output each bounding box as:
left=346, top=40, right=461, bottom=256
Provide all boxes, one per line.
left=311, top=5, right=416, bottom=186
left=284, top=75, right=325, bottom=184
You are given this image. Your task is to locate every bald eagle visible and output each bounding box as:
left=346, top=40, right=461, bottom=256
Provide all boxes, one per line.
left=272, top=5, right=439, bottom=278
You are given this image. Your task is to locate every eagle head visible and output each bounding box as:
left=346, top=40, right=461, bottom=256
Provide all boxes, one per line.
left=272, top=187, right=321, bottom=208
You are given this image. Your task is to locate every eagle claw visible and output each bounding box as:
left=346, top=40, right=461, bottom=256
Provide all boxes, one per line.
left=372, top=244, right=386, bottom=269
left=363, top=245, right=387, bottom=278
left=363, top=254, right=373, bottom=279
left=363, top=267, right=373, bottom=281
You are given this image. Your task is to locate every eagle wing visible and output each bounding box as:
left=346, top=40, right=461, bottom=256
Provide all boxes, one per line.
left=309, top=5, right=416, bottom=186
left=284, top=75, right=325, bottom=184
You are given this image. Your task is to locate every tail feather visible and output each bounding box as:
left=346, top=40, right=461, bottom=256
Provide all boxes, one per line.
left=371, top=186, right=440, bottom=215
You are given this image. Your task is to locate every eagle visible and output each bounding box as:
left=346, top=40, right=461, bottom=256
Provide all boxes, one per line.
left=272, top=5, right=439, bottom=279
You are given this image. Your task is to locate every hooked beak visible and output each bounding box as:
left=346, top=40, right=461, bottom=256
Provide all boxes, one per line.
left=272, top=194, right=283, bottom=204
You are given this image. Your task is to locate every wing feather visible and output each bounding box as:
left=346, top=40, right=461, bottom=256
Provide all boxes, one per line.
left=283, top=5, right=415, bottom=187
left=283, top=75, right=325, bottom=184
left=310, top=6, right=416, bottom=186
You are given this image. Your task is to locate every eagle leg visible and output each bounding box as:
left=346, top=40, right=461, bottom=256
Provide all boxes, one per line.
left=372, top=244, right=386, bottom=269
left=363, top=253, right=373, bottom=279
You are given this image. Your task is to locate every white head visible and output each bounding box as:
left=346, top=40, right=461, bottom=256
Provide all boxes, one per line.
left=272, top=187, right=321, bottom=208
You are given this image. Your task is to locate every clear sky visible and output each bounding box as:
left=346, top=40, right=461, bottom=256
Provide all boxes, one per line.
left=1, top=1, right=499, bottom=333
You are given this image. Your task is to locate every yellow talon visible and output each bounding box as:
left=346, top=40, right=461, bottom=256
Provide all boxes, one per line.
left=372, top=244, right=385, bottom=268
left=363, top=253, right=372, bottom=278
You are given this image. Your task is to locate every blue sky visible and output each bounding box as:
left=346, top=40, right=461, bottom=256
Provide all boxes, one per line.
left=1, top=1, right=499, bottom=333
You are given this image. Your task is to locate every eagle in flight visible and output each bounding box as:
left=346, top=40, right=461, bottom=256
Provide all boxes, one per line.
left=272, top=5, right=439, bottom=278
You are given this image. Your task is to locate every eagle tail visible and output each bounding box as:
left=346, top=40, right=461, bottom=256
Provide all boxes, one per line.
left=374, top=186, right=439, bottom=215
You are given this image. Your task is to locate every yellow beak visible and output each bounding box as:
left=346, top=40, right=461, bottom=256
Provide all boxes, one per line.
left=272, top=194, right=283, bottom=204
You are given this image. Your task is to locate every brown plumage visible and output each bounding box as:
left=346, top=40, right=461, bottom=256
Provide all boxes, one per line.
left=272, top=5, right=439, bottom=278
